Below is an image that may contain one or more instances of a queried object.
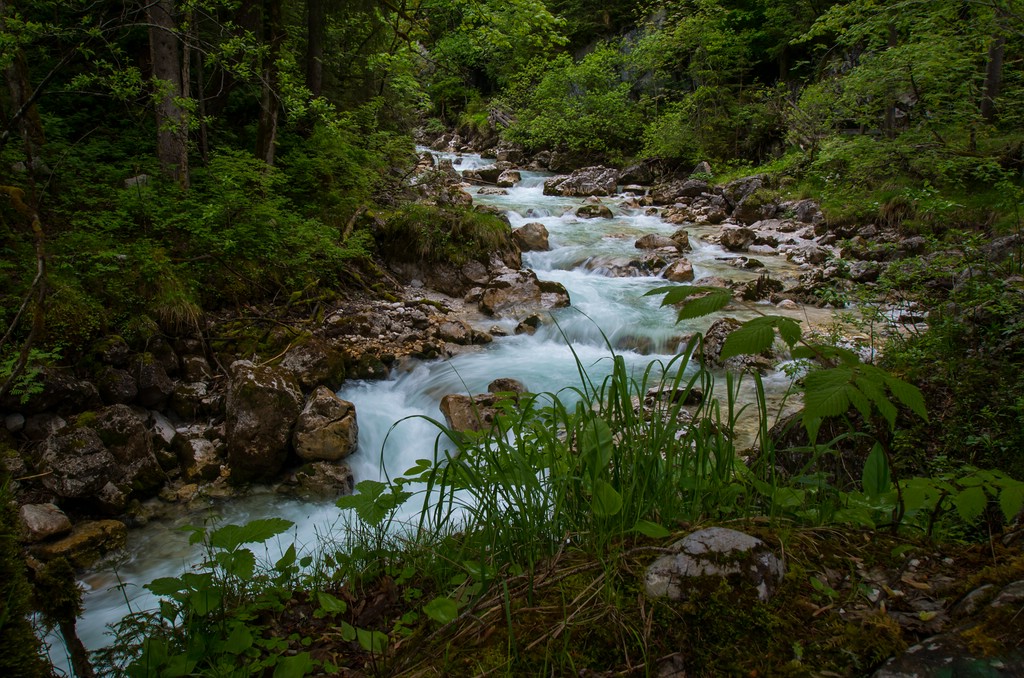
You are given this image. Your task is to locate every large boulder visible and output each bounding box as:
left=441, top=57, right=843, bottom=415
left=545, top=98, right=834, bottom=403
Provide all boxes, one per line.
left=96, top=366, right=138, bottom=405
left=278, top=336, right=347, bottom=391
left=292, top=387, right=358, bottom=462
left=651, top=178, right=710, bottom=204
left=496, top=169, right=521, bottom=187
left=3, top=368, right=101, bottom=416
left=225, top=360, right=303, bottom=483
left=512, top=222, right=550, bottom=251
left=290, top=461, right=355, bottom=498
left=479, top=269, right=570, bottom=317
left=40, top=427, right=117, bottom=499
left=134, top=354, right=175, bottom=409
left=543, top=166, right=620, bottom=197
left=644, top=527, right=784, bottom=602
left=91, top=405, right=166, bottom=496
left=576, top=202, right=613, bottom=219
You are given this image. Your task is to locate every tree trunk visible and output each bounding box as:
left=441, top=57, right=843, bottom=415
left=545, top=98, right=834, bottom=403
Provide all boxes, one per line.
left=147, top=0, right=189, bottom=188
left=306, top=0, right=325, bottom=98
left=255, top=0, right=283, bottom=166
left=981, top=34, right=1006, bottom=124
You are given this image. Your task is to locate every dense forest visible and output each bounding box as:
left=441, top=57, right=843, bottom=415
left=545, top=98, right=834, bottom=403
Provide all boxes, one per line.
left=2, top=0, right=1024, bottom=675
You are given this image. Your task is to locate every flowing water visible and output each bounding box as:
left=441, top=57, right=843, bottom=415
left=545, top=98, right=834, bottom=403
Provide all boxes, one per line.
left=60, top=150, right=835, bottom=670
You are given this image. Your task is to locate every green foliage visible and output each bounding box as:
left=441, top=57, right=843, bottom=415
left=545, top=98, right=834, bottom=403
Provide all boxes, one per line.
left=376, top=204, right=511, bottom=266
left=0, top=481, right=50, bottom=677
left=503, top=45, right=644, bottom=156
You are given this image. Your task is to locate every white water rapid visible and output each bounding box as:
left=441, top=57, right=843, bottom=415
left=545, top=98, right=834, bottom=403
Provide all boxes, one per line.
left=58, top=150, right=830, bottom=672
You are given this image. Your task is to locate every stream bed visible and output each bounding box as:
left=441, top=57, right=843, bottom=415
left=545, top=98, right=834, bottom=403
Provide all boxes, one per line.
left=62, top=150, right=842, bottom=668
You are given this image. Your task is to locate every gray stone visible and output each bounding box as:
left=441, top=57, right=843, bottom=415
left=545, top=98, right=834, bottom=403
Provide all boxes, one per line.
left=292, top=387, right=359, bottom=462
left=576, top=203, right=613, bottom=219
left=5, top=413, right=25, bottom=433
left=496, top=169, right=521, bottom=187
left=19, top=503, right=72, bottom=543
left=543, top=166, right=620, bottom=197
left=663, top=259, right=695, bottom=283
left=512, top=222, right=550, bottom=252
left=488, top=378, right=526, bottom=395
left=225, top=360, right=303, bottom=483
left=40, top=427, right=117, bottom=499
left=635, top=234, right=678, bottom=250
left=644, top=527, right=784, bottom=602
left=719, top=227, right=756, bottom=252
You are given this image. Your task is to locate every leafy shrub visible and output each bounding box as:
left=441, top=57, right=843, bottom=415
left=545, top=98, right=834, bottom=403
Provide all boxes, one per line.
left=375, top=204, right=511, bottom=266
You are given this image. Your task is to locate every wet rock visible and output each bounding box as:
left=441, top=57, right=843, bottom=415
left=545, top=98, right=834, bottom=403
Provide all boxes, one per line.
left=583, top=254, right=667, bottom=278
left=576, top=202, right=613, bottom=219
left=635, top=234, right=678, bottom=250
left=512, top=222, right=550, bottom=252
left=40, top=427, right=116, bottom=499
left=619, top=158, right=668, bottom=185
left=292, top=387, right=358, bottom=462
left=479, top=269, right=570, bottom=318
left=651, top=179, right=710, bottom=204
left=515, top=315, right=542, bottom=335
left=440, top=386, right=524, bottom=434
left=279, top=337, right=347, bottom=391
left=290, top=461, right=355, bottom=498
left=663, top=259, right=695, bottom=282
left=543, top=166, right=620, bottom=197
left=225, top=360, right=303, bottom=483
left=31, top=519, right=128, bottom=568
left=873, top=632, right=1024, bottom=677
left=644, top=527, right=784, bottom=602
left=477, top=187, right=508, bottom=196
left=93, top=335, right=132, bottom=367
left=719, top=227, right=756, bottom=252
left=670, top=228, right=691, bottom=251
left=488, top=378, right=527, bottom=395
left=19, top=503, right=72, bottom=543
left=722, top=175, right=765, bottom=208
left=496, top=169, right=521, bottom=187
left=702, top=318, right=742, bottom=366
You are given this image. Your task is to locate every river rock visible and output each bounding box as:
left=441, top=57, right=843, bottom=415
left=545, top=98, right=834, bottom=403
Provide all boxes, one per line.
left=496, top=170, right=521, bottom=187
left=576, top=202, right=613, bottom=219
left=512, top=222, right=550, bottom=251
left=670, top=228, right=691, bottom=251
left=719, top=226, right=756, bottom=251
left=134, top=354, right=175, bottom=409
left=290, top=461, right=355, bottom=497
left=279, top=337, right=347, bottom=391
left=488, top=378, right=527, bottom=394
left=583, top=254, right=667, bottom=278
left=477, top=187, right=508, bottom=196
left=663, top=259, right=695, bottom=282
left=93, top=335, right=132, bottom=367
left=19, top=503, right=72, bottom=543
left=175, top=435, right=224, bottom=481
left=479, top=269, right=570, bottom=317
left=651, top=179, right=710, bottom=205
left=40, top=427, right=117, bottom=499
left=4, top=368, right=102, bottom=416
left=439, top=388, right=521, bottom=433
left=171, top=381, right=222, bottom=419
left=24, top=413, right=66, bottom=440
left=437, top=320, right=474, bottom=345
left=292, top=387, right=358, bottom=462
left=543, top=166, right=620, bottom=197
left=91, top=405, right=166, bottom=497
left=635, top=234, right=678, bottom=250
left=702, top=318, right=743, bottom=366
left=97, top=366, right=138, bottom=405
left=31, top=519, right=128, bottom=568
left=644, top=527, right=784, bottom=602
left=225, top=360, right=303, bottom=483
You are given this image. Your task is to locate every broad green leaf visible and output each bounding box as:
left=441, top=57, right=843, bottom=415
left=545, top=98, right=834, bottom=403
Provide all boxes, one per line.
left=676, top=289, right=732, bottom=320
left=275, top=544, right=297, bottom=571
left=775, top=317, right=802, bottom=346
left=356, top=628, right=388, bottom=654
left=146, top=577, right=187, bottom=596
left=802, top=367, right=854, bottom=418
left=339, top=621, right=357, bottom=641
left=591, top=478, right=623, bottom=517
left=223, top=624, right=254, bottom=654
left=273, top=651, right=315, bottom=678
left=632, top=519, right=671, bottom=538
left=423, top=596, right=459, bottom=624
left=217, top=548, right=256, bottom=580
left=187, top=588, right=222, bottom=616
left=953, top=486, right=987, bottom=524
left=316, top=591, right=348, bottom=615
left=883, top=375, right=929, bottom=422
left=862, top=443, right=891, bottom=498
left=999, top=482, right=1024, bottom=523
left=209, top=518, right=294, bottom=552
left=720, top=317, right=776, bottom=359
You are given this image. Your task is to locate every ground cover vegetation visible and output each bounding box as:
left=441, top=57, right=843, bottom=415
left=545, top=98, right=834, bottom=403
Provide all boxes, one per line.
left=2, top=0, right=1024, bottom=675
